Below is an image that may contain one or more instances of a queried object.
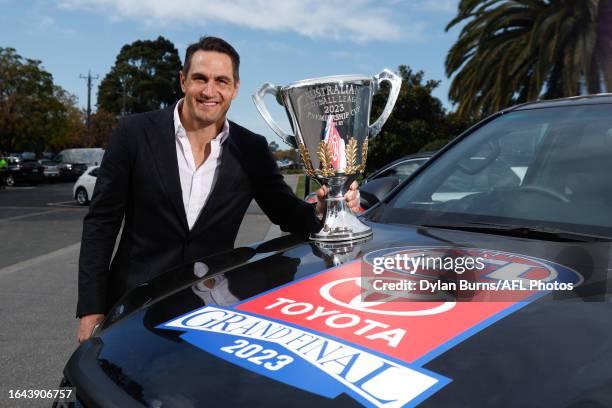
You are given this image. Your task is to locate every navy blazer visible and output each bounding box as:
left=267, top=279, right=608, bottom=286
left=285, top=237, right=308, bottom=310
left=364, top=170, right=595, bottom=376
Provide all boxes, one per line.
left=77, top=104, right=321, bottom=317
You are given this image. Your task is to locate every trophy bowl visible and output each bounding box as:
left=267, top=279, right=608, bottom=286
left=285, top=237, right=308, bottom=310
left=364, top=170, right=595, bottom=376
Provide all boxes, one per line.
left=253, top=69, right=401, bottom=241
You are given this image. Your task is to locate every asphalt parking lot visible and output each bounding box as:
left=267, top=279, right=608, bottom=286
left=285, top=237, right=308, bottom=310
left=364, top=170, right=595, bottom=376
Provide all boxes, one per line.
left=0, top=177, right=295, bottom=407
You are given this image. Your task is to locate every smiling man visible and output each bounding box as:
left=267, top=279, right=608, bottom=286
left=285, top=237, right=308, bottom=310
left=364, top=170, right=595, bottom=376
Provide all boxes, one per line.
left=76, top=36, right=359, bottom=343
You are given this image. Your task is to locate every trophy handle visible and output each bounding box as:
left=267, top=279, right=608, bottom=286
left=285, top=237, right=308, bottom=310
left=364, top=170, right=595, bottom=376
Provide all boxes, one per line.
left=252, top=83, right=297, bottom=148
left=369, top=69, right=402, bottom=138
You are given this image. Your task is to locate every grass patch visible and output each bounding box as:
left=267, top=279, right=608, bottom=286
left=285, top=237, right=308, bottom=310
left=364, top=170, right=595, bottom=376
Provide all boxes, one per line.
left=281, top=169, right=302, bottom=174
left=295, top=174, right=305, bottom=198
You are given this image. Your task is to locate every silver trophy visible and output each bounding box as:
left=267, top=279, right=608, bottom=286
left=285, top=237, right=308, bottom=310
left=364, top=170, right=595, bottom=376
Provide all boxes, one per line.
left=253, top=70, right=401, bottom=241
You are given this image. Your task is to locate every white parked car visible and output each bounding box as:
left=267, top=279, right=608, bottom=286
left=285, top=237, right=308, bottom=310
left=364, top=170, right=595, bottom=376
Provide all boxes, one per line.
left=73, top=166, right=99, bottom=205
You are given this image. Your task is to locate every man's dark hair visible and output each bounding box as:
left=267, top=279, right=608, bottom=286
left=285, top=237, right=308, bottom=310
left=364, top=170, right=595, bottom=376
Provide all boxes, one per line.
left=183, top=36, right=240, bottom=82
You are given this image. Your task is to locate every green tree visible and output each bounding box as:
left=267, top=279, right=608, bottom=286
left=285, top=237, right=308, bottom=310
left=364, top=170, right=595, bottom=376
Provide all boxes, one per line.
left=366, top=65, right=472, bottom=173
left=47, top=87, right=86, bottom=150
left=446, top=0, right=612, bottom=117
left=98, top=36, right=182, bottom=115
left=0, top=47, right=82, bottom=154
left=420, top=111, right=475, bottom=152
left=86, top=109, right=117, bottom=148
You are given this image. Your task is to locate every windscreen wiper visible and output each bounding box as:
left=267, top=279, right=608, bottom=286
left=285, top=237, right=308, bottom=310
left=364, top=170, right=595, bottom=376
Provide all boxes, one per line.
left=421, top=222, right=611, bottom=242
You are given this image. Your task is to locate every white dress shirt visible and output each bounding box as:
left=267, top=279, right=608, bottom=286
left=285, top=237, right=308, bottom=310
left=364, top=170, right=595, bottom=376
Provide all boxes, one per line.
left=174, top=100, right=229, bottom=230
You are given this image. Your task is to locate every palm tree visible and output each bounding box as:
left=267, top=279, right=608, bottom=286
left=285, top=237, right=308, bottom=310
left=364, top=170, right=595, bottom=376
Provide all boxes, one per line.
left=446, top=0, right=612, bottom=117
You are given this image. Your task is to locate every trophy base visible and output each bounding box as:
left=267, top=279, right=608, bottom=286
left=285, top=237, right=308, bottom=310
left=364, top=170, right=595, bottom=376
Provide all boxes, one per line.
left=310, top=197, right=373, bottom=242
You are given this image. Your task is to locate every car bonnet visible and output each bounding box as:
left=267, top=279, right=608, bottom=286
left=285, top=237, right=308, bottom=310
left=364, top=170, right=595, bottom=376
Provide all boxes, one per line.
left=66, top=223, right=612, bottom=408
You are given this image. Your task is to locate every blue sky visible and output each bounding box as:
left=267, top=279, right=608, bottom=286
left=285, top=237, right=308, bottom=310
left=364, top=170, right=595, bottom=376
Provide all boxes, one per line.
left=1, top=0, right=461, bottom=143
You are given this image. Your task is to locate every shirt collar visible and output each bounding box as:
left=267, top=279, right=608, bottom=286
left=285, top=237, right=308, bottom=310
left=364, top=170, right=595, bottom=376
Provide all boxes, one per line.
left=173, top=99, right=230, bottom=144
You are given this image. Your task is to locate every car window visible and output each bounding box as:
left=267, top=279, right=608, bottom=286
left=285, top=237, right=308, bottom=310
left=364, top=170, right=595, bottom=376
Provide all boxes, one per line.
left=375, top=159, right=427, bottom=182
left=89, top=167, right=99, bottom=177
left=375, top=105, right=612, bottom=237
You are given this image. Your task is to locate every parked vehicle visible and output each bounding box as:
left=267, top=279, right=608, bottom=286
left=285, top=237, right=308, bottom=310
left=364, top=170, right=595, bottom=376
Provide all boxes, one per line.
left=19, top=151, right=37, bottom=160
left=4, top=157, right=44, bottom=186
left=0, top=156, right=7, bottom=188
left=60, top=95, right=612, bottom=408
left=41, top=151, right=56, bottom=160
left=73, top=166, right=99, bottom=205
left=39, top=160, right=61, bottom=180
left=277, top=158, right=295, bottom=170
left=54, top=148, right=104, bottom=181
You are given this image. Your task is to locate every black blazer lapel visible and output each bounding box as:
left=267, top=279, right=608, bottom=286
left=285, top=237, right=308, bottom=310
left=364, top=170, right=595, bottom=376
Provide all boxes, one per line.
left=144, top=104, right=189, bottom=232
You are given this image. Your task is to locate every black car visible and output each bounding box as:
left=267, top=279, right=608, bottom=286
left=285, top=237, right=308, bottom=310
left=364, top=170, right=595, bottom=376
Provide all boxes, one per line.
left=4, top=157, right=45, bottom=186
left=62, top=95, right=612, bottom=407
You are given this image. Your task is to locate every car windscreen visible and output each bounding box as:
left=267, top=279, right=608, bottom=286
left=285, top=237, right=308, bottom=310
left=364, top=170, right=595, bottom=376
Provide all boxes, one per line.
left=369, top=104, right=612, bottom=238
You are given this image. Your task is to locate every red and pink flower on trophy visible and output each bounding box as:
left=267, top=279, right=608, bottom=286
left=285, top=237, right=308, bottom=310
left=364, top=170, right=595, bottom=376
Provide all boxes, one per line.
left=322, top=116, right=346, bottom=171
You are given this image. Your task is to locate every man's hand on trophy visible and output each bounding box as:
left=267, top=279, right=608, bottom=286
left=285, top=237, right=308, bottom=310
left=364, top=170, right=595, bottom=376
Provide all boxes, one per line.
left=315, top=181, right=360, bottom=219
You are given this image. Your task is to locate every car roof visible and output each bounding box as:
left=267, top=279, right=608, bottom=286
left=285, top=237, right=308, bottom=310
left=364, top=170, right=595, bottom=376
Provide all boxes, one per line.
left=508, top=93, right=612, bottom=111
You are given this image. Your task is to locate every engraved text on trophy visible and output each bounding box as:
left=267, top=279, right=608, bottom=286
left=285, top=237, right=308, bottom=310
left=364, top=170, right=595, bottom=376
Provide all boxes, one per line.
left=304, top=84, right=360, bottom=125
